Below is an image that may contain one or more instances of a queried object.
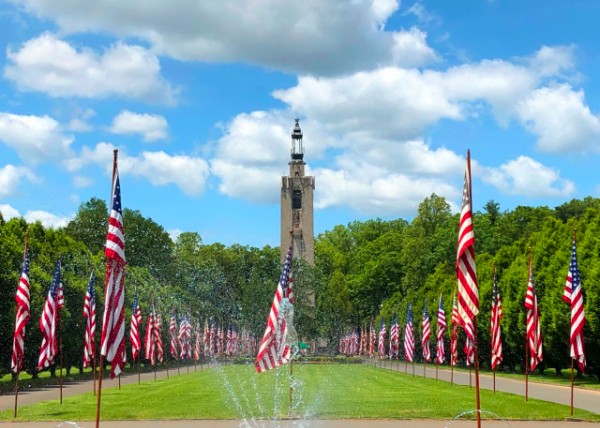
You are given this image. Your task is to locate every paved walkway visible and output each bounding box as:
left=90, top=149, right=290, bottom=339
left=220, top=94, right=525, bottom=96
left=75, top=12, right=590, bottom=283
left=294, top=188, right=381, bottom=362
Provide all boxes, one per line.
left=1, top=362, right=599, bottom=428
left=368, top=359, right=600, bottom=415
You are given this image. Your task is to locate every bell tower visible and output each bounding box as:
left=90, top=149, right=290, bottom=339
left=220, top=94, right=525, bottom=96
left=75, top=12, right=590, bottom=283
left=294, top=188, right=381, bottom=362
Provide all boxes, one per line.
left=280, top=119, right=315, bottom=266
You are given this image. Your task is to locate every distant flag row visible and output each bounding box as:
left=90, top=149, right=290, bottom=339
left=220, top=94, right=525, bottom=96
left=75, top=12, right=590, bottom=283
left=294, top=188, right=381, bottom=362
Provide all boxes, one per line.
left=335, top=239, right=586, bottom=372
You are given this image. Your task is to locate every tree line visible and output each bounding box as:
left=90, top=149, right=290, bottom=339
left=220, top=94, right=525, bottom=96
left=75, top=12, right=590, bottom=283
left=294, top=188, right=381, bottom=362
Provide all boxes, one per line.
left=0, top=195, right=599, bottom=380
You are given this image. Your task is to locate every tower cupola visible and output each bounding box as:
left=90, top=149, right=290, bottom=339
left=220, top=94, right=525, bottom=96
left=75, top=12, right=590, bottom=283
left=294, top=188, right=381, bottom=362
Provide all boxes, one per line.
left=291, top=118, right=304, bottom=161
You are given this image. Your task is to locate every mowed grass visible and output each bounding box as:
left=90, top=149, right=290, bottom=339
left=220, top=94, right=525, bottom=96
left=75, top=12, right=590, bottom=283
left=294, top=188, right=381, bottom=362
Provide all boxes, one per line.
left=1, top=363, right=598, bottom=421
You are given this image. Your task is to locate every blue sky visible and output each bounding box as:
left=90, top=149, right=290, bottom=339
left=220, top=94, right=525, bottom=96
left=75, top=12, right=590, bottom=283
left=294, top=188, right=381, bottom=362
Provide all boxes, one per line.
left=1, top=0, right=599, bottom=248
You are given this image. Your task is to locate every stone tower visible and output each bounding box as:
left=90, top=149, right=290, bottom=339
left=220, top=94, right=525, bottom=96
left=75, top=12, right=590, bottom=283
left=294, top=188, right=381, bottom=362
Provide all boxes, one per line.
left=280, top=119, right=315, bottom=266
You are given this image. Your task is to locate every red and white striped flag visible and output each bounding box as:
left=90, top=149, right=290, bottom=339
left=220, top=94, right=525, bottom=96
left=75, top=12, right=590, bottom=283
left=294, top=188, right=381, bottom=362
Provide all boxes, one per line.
left=369, top=319, right=376, bottom=358
left=436, top=295, right=446, bottom=365
left=144, top=309, right=156, bottom=365
left=255, top=244, right=294, bottom=372
left=83, top=272, right=96, bottom=368
left=100, top=167, right=126, bottom=378
left=524, top=259, right=543, bottom=372
left=155, top=312, right=164, bottom=363
left=450, top=293, right=460, bottom=367
left=563, top=235, right=586, bottom=371
left=38, top=259, right=63, bottom=369
left=130, top=292, right=142, bottom=361
left=456, top=150, right=479, bottom=340
left=11, top=246, right=31, bottom=373
left=378, top=320, right=386, bottom=359
left=422, top=304, right=431, bottom=362
left=490, top=267, right=503, bottom=371
left=404, top=305, right=414, bottom=363
left=169, top=311, right=178, bottom=360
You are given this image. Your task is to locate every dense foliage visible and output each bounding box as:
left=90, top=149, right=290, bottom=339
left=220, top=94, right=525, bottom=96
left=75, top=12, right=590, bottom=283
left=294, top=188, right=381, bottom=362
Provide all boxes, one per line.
left=0, top=195, right=599, bottom=380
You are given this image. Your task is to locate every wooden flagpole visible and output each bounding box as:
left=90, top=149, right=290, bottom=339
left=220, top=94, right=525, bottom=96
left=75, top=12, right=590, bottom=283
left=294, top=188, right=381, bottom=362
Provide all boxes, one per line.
left=13, top=233, right=29, bottom=418
left=93, top=356, right=97, bottom=395
left=59, top=291, right=64, bottom=404
left=466, top=151, right=481, bottom=428
left=569, top=230, right=577, bottom=416
left=570, top=359, right=574, bottom=416
left=95, top=149, right=119, bottom=428
left=525, top=247, right=531, bottom=402
left=473, top=318, right=482, bottom=428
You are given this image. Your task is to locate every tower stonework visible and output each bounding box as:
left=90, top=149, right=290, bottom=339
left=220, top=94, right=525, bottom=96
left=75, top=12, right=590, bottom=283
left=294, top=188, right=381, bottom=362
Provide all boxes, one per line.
left=280, top=120, right=315, bottom=266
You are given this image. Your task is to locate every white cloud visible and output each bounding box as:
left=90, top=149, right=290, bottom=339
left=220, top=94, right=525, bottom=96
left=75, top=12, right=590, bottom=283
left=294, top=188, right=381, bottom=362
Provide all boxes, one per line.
left=66, top=142, right=210, bottom=196
left=24, top=210, right=72, bottom=228
left=315, top=166, right=459, bottom=216
left=120, top=151, right=210, bottom=196
left=0, top=165, right=36, bottom=198
left=5, top=33, right=177, bottom=103
left=0, top=204, right=72, bottom=228
left=10, top=0, right=436, bottom=75
left=0, top=112, right=74, bottom=163
left=516, top=84, right=600, bottom=153
left=0, top=204, right=20, bottom=220
left=480, top=156, right=575, bottom=198
left=110, top=110, right=168, bottom=142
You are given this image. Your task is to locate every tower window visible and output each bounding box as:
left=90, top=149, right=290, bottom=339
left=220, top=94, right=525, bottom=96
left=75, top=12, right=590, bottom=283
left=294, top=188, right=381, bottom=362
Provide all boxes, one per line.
left=292, top=189, right=302, bottom=209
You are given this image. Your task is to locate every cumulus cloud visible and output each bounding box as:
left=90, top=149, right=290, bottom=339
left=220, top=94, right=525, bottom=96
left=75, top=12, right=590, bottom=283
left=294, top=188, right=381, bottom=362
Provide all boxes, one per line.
left=0, top=165, right=36, bottom=198
left=314, top=166, right=460, bottom=216
left=5, top=33, right=177, bottom=103
left=0, top=204, right=72, bottom=228
left=10, top=0, right=437, bottom=75
left=120, top=151, right=210, bottom=196
left=480, top=156, right=575, bottom=198
left=0, top=112, right=74, bottom=163
left=66, top=142, right=210, bottom=196
left=516, top=84, right=600, bottom=153
left=110, top=110, right=168, bottom=142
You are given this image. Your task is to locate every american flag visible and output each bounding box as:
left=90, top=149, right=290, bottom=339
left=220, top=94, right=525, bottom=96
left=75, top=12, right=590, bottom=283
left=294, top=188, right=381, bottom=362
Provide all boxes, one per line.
left=369, top=319, right=376, bottom=358
left=203, top=319, right=210, bottom=357
left=563, top=236, right=586, bottom=371
left=144, top=309, right=156, bottom=365
left=422, top=304, right=431, bottom=362
left=351, top=328, right=360, bottom=355
left=193, top=324, right=201, bottom=361
left=209, top=319, right=216, bottom=356
left=524, top=259, right=543, bottom=372
left=83, top=272, right=96, bottom=368
left=378, top=319, right=386, bottom=358
left=155, top=312, right=164, bottom=363
left=456, top=150, right=479, bottom=340
left=490, top=267, right=503, bottom=371
left=389, top=317, right=400, bottom=359
left=38, top=258, right=63, bottom=369
left=436, top=295, right=446, bottom=365
left=226, top=325, right=234, bottom=356
left=100, top=168, right=126, bottom=378
left=11, top=247, right=31, bottom=373
left=169, top=311, right=179, bottom=360
left=255, top=243, right=294, bottom=372
left=359, top=324, right=367, bottom=356
left=130, top=292, right=142, bottom=361
left=404, top=305, right=414, bottom=363
left=179, top=314, right=192, bottom=359
left=217, top=325, right=224, bottom=354
left=450, top=294, right=459, bottom=367
left=464, top=336, right=475, bottom=366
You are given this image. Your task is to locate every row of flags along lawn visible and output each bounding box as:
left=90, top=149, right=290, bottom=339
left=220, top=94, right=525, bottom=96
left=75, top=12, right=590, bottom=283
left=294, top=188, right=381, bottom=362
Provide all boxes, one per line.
left=11, top=248, right=258, bottom=377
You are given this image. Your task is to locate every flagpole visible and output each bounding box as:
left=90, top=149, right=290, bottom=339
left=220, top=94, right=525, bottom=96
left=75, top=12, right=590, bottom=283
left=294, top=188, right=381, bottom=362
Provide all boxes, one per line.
left=96, top=148, right=119, bottom=428
left=525, top=247, right=531, bottom=402
left=13, top=234, right=29, bottom=418
left=93, top=356, right=97, bottom=395
left=466, top=151, right=481, bottom=428
left=59, top=300, right=64, bottom=404
left=473, top=318, right=482, bottom=428
left=569, top=230, right=577, bottom=416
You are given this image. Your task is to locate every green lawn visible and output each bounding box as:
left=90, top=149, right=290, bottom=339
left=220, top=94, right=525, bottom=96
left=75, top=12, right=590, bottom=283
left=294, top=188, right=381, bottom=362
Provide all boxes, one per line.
left=1, top=363, right=598, bottom=422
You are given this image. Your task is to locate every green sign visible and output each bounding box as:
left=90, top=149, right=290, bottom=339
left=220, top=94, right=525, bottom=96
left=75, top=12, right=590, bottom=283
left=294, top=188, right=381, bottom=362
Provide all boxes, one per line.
left=298, top=341, right=310, bottom=349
